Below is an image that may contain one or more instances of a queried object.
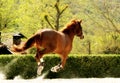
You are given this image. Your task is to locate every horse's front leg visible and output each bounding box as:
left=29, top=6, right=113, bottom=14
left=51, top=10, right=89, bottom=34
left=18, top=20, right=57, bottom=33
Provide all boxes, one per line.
left=51, top=54, right=68, bottom=72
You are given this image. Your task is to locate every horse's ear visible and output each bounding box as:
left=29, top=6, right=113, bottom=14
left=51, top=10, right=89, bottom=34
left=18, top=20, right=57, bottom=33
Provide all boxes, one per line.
left=79, top=20, right=82, bottom=23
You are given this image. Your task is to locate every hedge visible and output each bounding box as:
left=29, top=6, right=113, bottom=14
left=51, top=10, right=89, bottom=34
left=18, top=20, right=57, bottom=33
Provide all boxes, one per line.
left=0, top=54, right=120, bottom=79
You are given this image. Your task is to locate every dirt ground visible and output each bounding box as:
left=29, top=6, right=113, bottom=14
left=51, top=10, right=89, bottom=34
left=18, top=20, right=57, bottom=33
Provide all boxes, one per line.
left=0, top=78, right=120, bottom=83
left=0, top=73, right=120, bottom=83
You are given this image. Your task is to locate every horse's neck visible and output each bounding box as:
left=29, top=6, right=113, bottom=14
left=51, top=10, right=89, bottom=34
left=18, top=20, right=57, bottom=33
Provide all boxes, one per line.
left=62, top=31, right=75, bottom=41
left=61, top=27, right=75, bottom=41
left=68, top=33, right=75, bottom=41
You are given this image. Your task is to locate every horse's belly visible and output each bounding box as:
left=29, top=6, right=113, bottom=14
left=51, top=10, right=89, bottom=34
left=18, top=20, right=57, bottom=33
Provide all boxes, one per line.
left=54, top=36, right=72, bottom=54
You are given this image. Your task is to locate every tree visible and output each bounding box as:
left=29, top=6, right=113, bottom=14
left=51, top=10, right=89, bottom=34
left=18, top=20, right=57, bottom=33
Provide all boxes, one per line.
left=0, top=13, right=2, bottom=44
left=44, top=0, right=68, bottom=31
left=0, top=0, right=15, bottom=44
left=87, top=0, right=120, bottom=34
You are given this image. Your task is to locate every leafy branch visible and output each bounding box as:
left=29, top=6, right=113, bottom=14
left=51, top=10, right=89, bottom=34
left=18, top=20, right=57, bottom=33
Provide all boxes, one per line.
left=44, top=15, right=55, bottom=29
left=93, top=1, right=120, bottom=34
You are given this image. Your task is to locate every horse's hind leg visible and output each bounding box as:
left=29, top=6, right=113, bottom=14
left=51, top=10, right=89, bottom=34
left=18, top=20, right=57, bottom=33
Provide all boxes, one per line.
left=35, top=49, right=45, bottom=65
left=35, top=47, right=54, bottom=75
left=35, top=49, right=45, bottom=75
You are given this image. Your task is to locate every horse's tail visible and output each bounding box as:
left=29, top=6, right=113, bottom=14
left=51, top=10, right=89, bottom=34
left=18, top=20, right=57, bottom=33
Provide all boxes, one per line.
left=12, top=35, right=37, bottom=52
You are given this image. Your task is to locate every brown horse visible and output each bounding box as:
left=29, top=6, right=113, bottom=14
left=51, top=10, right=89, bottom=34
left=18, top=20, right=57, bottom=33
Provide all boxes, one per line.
left=12, top=19, right=84, bottom=75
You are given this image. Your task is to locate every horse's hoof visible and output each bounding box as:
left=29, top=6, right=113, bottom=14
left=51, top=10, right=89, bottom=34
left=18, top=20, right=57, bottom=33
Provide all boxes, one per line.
left=51, top=65, right=63, bottom=72
left=37, top=65, right=44, bottom=75
left=51, top=67, right=57, bottom=72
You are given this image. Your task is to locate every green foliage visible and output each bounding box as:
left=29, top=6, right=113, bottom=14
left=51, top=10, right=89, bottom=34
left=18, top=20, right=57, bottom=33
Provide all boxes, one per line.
left=0, top=55, right=37, bottom=79
left=28, top=47, right=37, bottom=54
left=0, top=55, right=16, bottom=66
left=0, top=54, right=120, bottom=79
left=0, top=0, right=120, bottom=54
left=44, top=54, right=120, bottom=78
left=103, top=46, right=120, bottom=54
left=101, top=32, right=120, bottom=54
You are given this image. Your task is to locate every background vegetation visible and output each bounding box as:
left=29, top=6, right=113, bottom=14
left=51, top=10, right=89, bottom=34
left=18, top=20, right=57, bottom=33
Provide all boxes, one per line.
left=0, top=0, right=120, bottom=79
left=0, top=0, right=120, bottom=54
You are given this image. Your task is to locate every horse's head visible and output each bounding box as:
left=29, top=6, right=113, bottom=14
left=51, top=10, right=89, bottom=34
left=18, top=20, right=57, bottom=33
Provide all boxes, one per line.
left=62, top=19, right=84, bottom=39
left=72, top=20, right=84, bottom=39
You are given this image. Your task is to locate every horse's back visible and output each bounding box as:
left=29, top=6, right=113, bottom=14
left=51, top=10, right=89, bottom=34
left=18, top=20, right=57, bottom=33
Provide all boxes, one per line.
left=36, top=29, right=60, bottom=51
left=40, top=29, right=60, bottom=39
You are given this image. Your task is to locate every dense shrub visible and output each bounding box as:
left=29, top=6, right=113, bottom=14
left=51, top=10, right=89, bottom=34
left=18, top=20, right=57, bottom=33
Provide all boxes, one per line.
left=43, top=54, right=120, bottom=78
left=0, top=55, right=37, bottom=79
left=0, top=54, right=120, bottom=79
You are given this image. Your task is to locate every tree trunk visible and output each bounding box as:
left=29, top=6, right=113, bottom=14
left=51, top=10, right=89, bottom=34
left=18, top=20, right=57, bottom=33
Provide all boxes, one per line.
left=45, top=0, right=68, bottom=31
left=55, top=13, right=60, bottom=31
left=0, top=31, right=1, bottom=44
left=88, top=40, right=91, bottom=54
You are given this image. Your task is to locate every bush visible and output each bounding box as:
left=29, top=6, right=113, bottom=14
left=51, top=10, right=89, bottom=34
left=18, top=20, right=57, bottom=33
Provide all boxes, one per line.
left=0, top=55, right=37, bottom=79
left=0, top=54, right=120, bottom=79
left=28, top=47, right=37, bottom=54
left=43, top=55, right=120, bottom=78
